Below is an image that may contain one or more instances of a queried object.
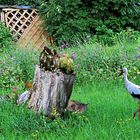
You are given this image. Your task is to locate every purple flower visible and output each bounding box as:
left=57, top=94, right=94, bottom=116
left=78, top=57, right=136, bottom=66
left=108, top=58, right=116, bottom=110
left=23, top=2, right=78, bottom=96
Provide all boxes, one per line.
left=59, top=41, right=69, bottom=49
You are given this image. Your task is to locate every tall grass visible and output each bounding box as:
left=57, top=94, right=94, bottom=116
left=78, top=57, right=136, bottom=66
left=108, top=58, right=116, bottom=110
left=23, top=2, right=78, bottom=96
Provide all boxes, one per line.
left=0, top=30, right=140, bottom=88
left=61, top=32, right=140, bottom=84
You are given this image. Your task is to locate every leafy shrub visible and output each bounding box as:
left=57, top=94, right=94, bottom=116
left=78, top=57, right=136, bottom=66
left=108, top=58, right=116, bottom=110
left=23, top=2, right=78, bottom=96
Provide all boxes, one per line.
left=0, top=22, right=13, bottom=50
left=1, top=0, right=139, bottom=45
left=0, top=46, right=39, bottom=89
left=0, top=57, right=23, bottom=89
left=40, top=0, right=140, bottom=45
left=112, top=28, right=140, bottom=45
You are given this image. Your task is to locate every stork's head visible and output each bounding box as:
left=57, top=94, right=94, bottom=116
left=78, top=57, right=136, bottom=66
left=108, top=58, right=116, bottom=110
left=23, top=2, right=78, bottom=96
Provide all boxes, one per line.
left=123, top=67, right=128, bottom=74
left=122, top=67, right=128, bottom=78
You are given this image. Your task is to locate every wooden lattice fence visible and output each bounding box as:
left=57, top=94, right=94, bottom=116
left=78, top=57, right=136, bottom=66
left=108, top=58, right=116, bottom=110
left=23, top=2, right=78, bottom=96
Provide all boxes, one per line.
left=0, top=6, right=53, bottom=48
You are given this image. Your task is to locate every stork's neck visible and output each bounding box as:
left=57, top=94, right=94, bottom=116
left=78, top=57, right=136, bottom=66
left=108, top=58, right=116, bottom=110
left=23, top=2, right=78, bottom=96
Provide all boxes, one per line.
left=123, top=72, right=128, bottom=83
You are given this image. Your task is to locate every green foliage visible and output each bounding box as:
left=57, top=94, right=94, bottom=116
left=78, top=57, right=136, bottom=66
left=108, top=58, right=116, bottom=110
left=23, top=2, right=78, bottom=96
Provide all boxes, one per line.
left=0, top=27, right=139, bottom=89
left=39, top=0, right=91, bottom=44
left=40, top=0, right=140, bottom=45
left=62, top=33, right=140, bottom=84
left=59, top=54, right=74, bottom=74
left=0, top=47, right=39, bottom=89
left=0, top=31, right=139, bottom=88
left=0, top=22, right=13, bottom=49
left=112, top=28, right=140, bottom=45
left=1, top=0, right=139, bottom=45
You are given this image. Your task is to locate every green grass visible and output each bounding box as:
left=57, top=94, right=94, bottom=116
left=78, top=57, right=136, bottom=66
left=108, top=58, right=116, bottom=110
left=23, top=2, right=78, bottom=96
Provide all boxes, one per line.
left=1, top=80, right=140, bottom=140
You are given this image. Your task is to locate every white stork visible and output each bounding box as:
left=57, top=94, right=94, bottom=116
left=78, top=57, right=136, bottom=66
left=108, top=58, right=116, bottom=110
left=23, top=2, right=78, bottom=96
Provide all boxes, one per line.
left=123, top=67, right=140, bottom=119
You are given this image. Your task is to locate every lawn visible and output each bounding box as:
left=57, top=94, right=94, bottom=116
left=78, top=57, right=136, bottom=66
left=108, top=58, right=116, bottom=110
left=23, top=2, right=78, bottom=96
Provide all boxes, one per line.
left=1, top=80, right=140, bottom=140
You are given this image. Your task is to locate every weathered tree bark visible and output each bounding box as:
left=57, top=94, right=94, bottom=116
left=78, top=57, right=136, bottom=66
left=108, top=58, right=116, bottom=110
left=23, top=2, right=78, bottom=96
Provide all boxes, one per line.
left=28, top=65, right=75, bottom=117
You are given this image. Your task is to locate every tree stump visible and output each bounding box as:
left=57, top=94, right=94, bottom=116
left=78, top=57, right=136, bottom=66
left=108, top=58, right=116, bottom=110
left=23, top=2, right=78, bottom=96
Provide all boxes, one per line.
left=28, top=65, right=75, bottom=117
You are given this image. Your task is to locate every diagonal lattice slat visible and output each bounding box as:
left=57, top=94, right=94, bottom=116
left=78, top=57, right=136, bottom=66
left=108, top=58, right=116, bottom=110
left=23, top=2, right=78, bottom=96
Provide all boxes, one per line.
left=3, top=8, right=38, bottom=39
left=1, top=7, right=53, bottom=48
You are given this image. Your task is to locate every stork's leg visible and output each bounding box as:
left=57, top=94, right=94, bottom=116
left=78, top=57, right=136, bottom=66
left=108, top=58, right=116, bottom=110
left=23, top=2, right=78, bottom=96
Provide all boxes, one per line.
left=138, top=103, right=140, bottom=120
left=133, top=102, right=140, bottom=119
left=138, top=108, right=140, bottom=120
left=133, top=109, right=139, bottom=118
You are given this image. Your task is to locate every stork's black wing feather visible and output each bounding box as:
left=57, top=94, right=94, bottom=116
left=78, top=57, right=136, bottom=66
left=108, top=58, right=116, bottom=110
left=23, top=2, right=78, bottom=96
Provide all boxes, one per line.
left=131, top=92, right=140, bottom=99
